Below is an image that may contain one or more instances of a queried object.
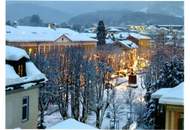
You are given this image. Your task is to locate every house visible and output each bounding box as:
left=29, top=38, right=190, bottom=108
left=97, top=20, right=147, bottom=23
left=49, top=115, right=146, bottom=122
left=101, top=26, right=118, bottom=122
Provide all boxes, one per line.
left=48, top=118, right=98, bottom=129
left=6, top=25, right=97, bottom=55
left=6, top=46, right=47, bottom=129
left=151, top=82, right=184, bottom=129
left=127, top=33, right=151, bottom=48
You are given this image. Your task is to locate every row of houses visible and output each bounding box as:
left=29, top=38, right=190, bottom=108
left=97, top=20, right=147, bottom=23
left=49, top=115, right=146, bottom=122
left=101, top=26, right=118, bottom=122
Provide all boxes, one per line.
left=6, top=24, right=153, bottom=54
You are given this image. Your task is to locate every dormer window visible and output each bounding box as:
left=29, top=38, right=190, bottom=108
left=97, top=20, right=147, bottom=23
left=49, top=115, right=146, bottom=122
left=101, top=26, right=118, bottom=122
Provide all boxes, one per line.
left=6, top=57, right=27, bottom=77
left=14, top=58, right=27, bottom=77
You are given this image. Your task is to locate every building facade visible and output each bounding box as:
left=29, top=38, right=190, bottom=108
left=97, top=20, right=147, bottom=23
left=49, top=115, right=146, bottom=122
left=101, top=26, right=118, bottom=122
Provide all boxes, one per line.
left=6, top=25, right=97, bottom=55
left=6, top=46, right=46, bottom=129
left=152, top=82, right=184, bottom=129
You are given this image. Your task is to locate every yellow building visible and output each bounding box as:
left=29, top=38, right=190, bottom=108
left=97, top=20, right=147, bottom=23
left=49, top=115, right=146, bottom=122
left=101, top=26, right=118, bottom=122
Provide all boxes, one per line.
left=6, top=46, right=47, bottom=129
left=152, top=82, right=184, bottom=129
left=6, top=25, right=97, bottom=55
left=127, top=33, right=151, bottom=48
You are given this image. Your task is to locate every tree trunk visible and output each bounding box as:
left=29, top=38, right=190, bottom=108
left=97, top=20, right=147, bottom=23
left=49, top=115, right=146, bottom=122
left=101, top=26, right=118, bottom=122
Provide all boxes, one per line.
left=81, top=94, right=89, bottom=123
left=37, top=109, right=46, bottom=129
left=96, top=109, right=101, bottom=128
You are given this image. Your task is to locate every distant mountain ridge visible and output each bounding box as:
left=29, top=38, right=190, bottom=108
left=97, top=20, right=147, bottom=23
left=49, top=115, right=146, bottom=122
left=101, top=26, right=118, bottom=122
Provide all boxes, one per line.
left=68, top=10, right=184, bottom=26
left=6, top=1, right=184, bottom=25
left=6, top=3, right=73, bottom=23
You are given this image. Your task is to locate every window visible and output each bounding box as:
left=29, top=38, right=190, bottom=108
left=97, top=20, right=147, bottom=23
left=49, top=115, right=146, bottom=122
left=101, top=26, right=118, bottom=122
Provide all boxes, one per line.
left=17, top=64, right=24, bottom=77
left=22, top=96, right=29, bottom=121
left=28, top=48, right=32, bottom=55
left=178, top=113, right=184, bottom=129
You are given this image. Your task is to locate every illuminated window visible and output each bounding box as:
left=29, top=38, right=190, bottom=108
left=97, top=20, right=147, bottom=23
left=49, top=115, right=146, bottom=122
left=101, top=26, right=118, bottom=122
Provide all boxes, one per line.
left=17, top=64, right=24, bottom=77
left=14, top=58, right=26, bottom=77
left=28, top=48, right=32, bottom=55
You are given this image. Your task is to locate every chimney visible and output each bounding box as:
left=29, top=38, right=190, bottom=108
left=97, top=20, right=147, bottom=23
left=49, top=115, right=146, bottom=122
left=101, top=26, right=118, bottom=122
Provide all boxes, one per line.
left=48, top=23, right=56, bottom=30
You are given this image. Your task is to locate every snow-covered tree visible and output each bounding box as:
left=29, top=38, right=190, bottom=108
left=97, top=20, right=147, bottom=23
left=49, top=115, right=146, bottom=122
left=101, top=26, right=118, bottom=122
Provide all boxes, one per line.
left=143, top=48, right=184, bottom=129
left=80, top=60, right=97, bottom=123
left=31, top=50, right=61, bottom=128
left=109, top=88, right=121, bottom=129
left=87, top=60, right=113, bottom=128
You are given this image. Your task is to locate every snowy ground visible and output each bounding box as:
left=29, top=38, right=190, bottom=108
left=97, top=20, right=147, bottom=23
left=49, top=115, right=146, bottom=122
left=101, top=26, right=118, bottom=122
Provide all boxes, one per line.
left=44, top=109, right=63, bottom=128
left=44, top=75, right=146, bottom=129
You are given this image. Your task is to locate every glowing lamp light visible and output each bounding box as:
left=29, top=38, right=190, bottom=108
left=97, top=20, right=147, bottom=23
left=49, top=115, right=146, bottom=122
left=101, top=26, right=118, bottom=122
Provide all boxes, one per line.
left=28, top=48, right=32, bottom=55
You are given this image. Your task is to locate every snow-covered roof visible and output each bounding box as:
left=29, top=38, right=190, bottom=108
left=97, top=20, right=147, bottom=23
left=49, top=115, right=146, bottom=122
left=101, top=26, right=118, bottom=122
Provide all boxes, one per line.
left=6, top=25, right=97, bottom=42
left=6, top=46, right=29, bottom=61
left=107, top=27, right=121, bottom=32
left=6, top=46, right=47, bottom=88
left=151, top=88, right=171, bottom=99
left=146, top=25, right=158, bottom=31
left=6, top=26, right=57, bottom=42
left=80, top=32, right=97, bottom=38
left=6, top=64, right=20, bottom=79
left=129, top=33, right=151, bottom=40
left=48, top=118, right=98, bottom=129
left=114, top=32, right=129, bottom=40
left=118, top=40, right=138, bottom=49
left=64, top=32, right=97, bottom=42
left=159, top=27, right=169, bottom=31
left=106, top=38, right=114, bottom=44
left=152, top=82, right=184, bottom=106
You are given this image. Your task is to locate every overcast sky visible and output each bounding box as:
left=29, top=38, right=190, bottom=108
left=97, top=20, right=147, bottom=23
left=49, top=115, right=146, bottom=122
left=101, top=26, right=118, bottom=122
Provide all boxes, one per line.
left=7, top=1, right=183, bottom=15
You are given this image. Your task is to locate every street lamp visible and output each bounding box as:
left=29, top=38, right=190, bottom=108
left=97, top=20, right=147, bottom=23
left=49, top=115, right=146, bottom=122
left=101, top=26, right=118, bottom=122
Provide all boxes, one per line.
left=128, top=69, right=138, bottom=88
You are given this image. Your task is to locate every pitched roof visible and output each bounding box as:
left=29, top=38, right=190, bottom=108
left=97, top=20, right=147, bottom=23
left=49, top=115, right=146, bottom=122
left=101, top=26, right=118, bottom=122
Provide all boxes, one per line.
left=118, top=40, right=138, bottom=49
left=6, top=25, right=97, bottom=42
left=49, top=118, right=98, bottom=129
left=6, top=46, right=30, bottom=61
left=129, top=33, right=151, bottom=40
left=152, top=82, right=184, bottom=106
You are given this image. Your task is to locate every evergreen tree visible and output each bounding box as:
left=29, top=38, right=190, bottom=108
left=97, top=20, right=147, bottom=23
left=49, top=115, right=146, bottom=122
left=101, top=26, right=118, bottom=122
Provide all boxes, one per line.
left=6, top=20, right=12, bottom=26
left=30, top=14, right=43, bottom=26
left=97, top=20, right=106, bottom=46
